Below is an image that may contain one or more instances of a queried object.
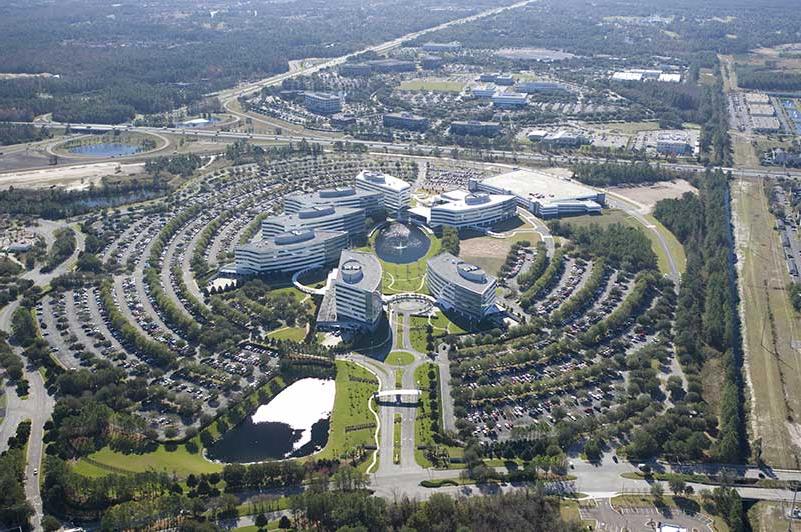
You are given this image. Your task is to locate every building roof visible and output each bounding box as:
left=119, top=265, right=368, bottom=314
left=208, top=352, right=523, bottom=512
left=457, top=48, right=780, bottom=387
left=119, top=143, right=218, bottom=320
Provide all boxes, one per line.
left=428, top=252, right=495, bottom=295
left=480, top=169, right=600, bottom=203
left=285, top=187, right=379, bottom=204
left=336, top=250, right=382, bottom=292
left=305, top=91, right=340, bottom=101
left=355, top=170, right=411, bottom=192
left=384, top=112, right=428, bottom=121
left=267, top=206, right=362, bottom=226
left=432, top=190, right=515, bottom=212
left=238, top=230, right=346, bottom=252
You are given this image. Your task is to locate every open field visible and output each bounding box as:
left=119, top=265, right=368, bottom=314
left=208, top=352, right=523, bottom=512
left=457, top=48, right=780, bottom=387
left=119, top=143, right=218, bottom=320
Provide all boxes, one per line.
left=267, top=326, right=307, bottom=342
left=0, top=161, right=146, bottom=190
left=610, top=180, right=697, bottom=212
left=733, top=177, right=801, bottom=469
left=460, top=220, right=541, bottom=275
left=732, top=134, right=761, bottom=168
left=748, top=501, right=801, bottom=532
left=78, top=441, right=223, bottom=477
left=399, top=79, right=465, bottom=92
left=385, top=351, right=415, bottom=366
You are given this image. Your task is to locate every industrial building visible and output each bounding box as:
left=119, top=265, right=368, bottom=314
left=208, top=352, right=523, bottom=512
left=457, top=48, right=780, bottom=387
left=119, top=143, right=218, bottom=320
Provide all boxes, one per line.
left=450, top=120, right=502, bottom=137
left=383, top=112, right=430, bottom=131
left=354, top=170, right=411, bottom=215
left=422, top=41, right=462, bottom=53
left=261, top=206, right=366, bottom=240
left=234, top=230, right=348, bottom=275
left=426, top=190, right=517, bottom=228
left=283, top=187, right=383, bottom=215
left=492, top=91, right=528, bottom=108
left=472, top=169, right=604, bottom=218
left=304, top=92, right=343, bottom=115
left=427, top=253, right=497, bottom=322
left=317, top=250, right=384, bottom=332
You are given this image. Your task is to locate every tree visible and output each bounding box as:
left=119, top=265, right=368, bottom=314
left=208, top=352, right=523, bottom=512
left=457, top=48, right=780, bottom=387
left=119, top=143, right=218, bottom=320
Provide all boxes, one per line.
left=668, top=478, right=687, bottom=495
left=255, top=513, right=268, bottom=528
left=278, top=515, right=291, bottom=529
left=650, top=483, right=664, bottom=499
left=42, top=515, right=61, bottom=532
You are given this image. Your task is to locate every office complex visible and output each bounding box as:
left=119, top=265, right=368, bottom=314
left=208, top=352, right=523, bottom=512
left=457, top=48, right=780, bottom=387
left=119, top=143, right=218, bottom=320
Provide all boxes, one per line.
left=656, top=132, right=692, bottom=155
left=492, top=91, right=528, bottom=108
left=318, top=251, right=384, bottom=332
left=450, top=120, right=502, bottom=137
left=383, top=112, right=430, bottom=131
left=472, top=169, right=604, bottom=218
left=427, top=253, right=497, bottom=322
left=517, top=80, right=565, bottom=93
left=303, top=92, right=343, bottom=115
left=283, top=187, right=383, bottom=215
left=261, top=206, right=365, bottom=240
left=470, top=84, right=497, bottom=98
left=427, top=190, right=517, bottom=228
left=234, top=230, right=347, bottom=275
left=540, top=130, right=587, bottom=148
left=354, top=170, right=411, bottom=215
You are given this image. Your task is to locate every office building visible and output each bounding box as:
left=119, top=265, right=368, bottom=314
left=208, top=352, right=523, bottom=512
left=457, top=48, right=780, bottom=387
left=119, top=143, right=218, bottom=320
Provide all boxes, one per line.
left=330, top=113, right=357, bottom=129
left=283, top=187, right=383, bottom=215
left=420, top=55, right=445, bottom=69
left=450, top=120, right=502, bottom=137
left=541, top=130, right=587, bottom=148
left=235, top=230, right=347, bottom=275
left=472, top=169, right=605, bottom=218
left=354, top=170, right=411, bottom=215
left=304, top=92, right=343, bottom=115
left=656, top=132, right=691, bottom=155
left=261, top=206, right=366, bottom=240
left=470, top=84, right=497, bottom=98
left=382, top=112, right=430, bottom=131
left=427, top=253, right=497, bottom=322
left=517, top=80, right=565, bottom=93
left=428, top=190, right=517, bottom=228
left=492, top=91, right=528, bottom=108
left=340, top=63, right=372, bottom=76
left=422, top=41, right=462, bottom=53
left=365, top=59, right=416, bottom=73
left=318, top=251, right=384, bottom=332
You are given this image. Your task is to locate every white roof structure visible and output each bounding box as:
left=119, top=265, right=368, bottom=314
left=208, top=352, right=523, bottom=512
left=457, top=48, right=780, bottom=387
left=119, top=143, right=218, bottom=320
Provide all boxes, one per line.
left=612, top=71, right=643, bottom=81
left=355, top=170, right=410, bottom=192
left=658, top=73, right=682, bottom=83
left=481, top=169, right=598, bottom=202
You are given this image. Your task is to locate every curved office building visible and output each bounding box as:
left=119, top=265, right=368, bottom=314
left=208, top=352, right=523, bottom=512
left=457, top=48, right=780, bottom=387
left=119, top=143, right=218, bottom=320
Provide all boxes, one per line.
left=429, top=190, right=517, bottom=228
left=426, top=252, right=497, bottom=322
left=283, top=187, right=383, bottom=215
left=261, top=205, right=366, bottom=240
left=234, top=230, right=348, bottom=275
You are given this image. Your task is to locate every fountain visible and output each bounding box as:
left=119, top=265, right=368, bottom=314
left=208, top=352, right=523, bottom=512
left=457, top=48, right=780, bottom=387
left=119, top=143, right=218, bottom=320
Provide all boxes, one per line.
left=374, top=222, right=430, bottom=264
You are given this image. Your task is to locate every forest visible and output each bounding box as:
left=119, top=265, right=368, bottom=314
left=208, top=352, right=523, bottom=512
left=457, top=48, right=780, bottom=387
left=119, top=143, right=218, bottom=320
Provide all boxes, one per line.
left=572, top=161, right=691, bottom=187
left=736, top=66, right=801, bottom=92
left=0, top=123, right=51, bottom=146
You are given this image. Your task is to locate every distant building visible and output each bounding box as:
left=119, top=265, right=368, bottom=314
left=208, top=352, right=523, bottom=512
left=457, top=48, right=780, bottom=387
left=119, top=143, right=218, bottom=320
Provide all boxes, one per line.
left=340, top=63, right=372, bottom=77
left=517, top=80, right=565, bottom=93
left=450, top=120, right=502, bottom=137
left=526, top=129, right=549, bottom=141
left=261, top=206, right=366, bottom=240
left=656, top=132, right=691, bottom=155
left=366, top=59, right=416, bottom=73
left=492, top=91, right=528, bottom=108
left=354, top=170, right=411, bottom=215
left=330, top=113, right=357, bottom=129
left=494, top=75, right=515, bottom=86
left=382, top=112, right=430, bottom=131
left=318, top=250, right=384, bottom=332
left=427, top=253, right=497, bottom=322
left=469, top=84, right=497, bottom=98
left=658, top=73, right=682, bottom=83
left=752, top=116, right=781, bottom=132
left=541, top=130, right=587, bottom=148
left=420, top=55, right=445, bottom=70
left=284, top=187, right=383, bottom=215
left=235, top=230, right=347, bottom=275
left=749, top=104, right=776, bottom=117
left=422, top=41, right=462, bottom=53
left=429, top=190, right=517, bottom=228
left=304, top=92, right=342, bottom=115
left=745, top=92, right=770, bottom=104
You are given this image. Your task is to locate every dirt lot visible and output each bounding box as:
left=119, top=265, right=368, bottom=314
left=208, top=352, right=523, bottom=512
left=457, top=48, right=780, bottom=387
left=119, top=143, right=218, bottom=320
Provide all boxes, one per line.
left=610, top=180, right=697, bottom=212
left=0, top=161, right=146, bottom=190
left=459, top=218, right=541, bottom=275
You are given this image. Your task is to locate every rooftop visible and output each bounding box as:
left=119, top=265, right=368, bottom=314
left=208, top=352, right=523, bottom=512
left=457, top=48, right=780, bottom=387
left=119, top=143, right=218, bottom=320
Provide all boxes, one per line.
left=336, top=250, right=382, bottom=292
left=238, top=229, right=346, bottom=252
left=355, top=170, right=411, bottom=192
left=268, top=206, right=363, bottom=225
left=480, top=169, right=600, bottom=203
left=428, top=252, right=495, bottom=295
left=432, top=190, right=515, bottom=212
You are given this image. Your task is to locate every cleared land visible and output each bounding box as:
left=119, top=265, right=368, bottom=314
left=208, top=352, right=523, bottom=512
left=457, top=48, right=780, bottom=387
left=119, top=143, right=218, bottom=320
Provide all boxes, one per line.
left=459, top=217, right=542, bottom=275
left=0, top=161, right=146, bottom=190
left=733, top=177, right=801, bottom=468
left=748, top=501, right=801, bottom=532
left=610, top=180, right=697, bottom=212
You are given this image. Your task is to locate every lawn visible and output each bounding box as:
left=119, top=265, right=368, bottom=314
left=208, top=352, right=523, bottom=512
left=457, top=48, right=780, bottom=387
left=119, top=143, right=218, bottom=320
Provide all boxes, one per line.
left=459, top=223, right=541, bottom=276
left=393, top=414, right=402, bottom=464
left=412, top=362, right=460, bottom=468
left=267, top=326, right=307, bottom=342
left=79, top=441, right=223, bottom=477
left=399, top=79, right=465, bottom=92
left=378, top=231, right=442, bottom=295
left=269, top=286, right=307, bottom=301
left=314, top=360, right=379, bottom=471
left=386, top=351, right=415, bottom=366
left=409, top=316, right=432, bottom=352
left=748, top=501, right=801, bottom=532
left=733, top=177, right=801, bottom=468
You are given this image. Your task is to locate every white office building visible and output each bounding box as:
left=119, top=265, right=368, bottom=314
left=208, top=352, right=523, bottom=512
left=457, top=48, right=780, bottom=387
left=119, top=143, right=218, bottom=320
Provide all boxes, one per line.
left=354, top=170, right=411, bottom=216
left=304, top=92, right=343, bottom=115
left=472, top=169, right=604, bottom=218
left=470, top=84, right=497, bottom=99
left=234, top=230, right=348, bottom=275
left=427, top=253, right=497, bottom=322
left=656, top=132, right=691, bottom=155
left=428, top=190, right=517, bottom=228
left=329, top=251, right=384, bottom=331
left=261, top=206, right=366, bottom=240
left=492, top=91, right=528, bottom=108
left=283, top=187, right=383, bottom=215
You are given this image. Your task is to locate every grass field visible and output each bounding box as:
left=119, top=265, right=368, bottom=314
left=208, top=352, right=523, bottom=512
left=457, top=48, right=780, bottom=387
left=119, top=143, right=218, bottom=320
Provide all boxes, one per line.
left=732, top=135, right=761, bottom=168
left=459, top=221, right=541, bottom=275
left=78, top=441, right=223, bottom=477
left=748, top=501, right=801, bottom=532
left=386, top=351, right=415, bottom=366
left=399, top=79, right=465, bottom=92
left=733, top=177, right=801, bottom=468
left=267, top=326, right=307, bottom=342
left=381, top=232, right=442, bottom=295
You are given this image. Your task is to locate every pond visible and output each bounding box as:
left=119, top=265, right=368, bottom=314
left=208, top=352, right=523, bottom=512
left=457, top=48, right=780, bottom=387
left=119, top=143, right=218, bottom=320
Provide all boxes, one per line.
left=68, top=142, right=143, bottom=157
left=374, top=222, right=431, bottom=264
left=206, top=378, right=335, bottom=463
